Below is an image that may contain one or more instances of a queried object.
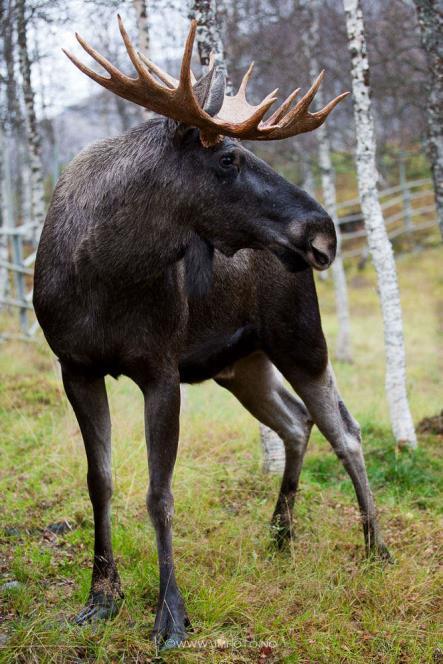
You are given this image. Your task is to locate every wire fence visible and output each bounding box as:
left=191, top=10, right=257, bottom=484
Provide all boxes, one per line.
left=0, top=177, right=439, bottom=341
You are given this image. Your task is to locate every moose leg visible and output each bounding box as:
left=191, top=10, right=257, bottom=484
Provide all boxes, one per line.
left=137, top=372, right=188, bottom=649
left=216, top=352, right=313, bottom=547
left=273, top=361, right=391, bottom=559
left=61, top=369, right=123, bottom=624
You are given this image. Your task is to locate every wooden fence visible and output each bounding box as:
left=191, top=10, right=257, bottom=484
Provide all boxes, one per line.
left=0, top=177, right=439, bottom=342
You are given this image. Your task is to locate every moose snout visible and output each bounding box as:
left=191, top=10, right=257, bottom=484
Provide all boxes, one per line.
left=307, top=232, right=337, bottom=270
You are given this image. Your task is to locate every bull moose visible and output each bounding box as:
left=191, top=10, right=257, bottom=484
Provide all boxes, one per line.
left=33, top=17, right=391, bottom=650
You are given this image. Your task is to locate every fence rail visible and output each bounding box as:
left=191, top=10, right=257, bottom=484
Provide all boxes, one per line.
left=0, top=177, right=439, bottom=340
left=337, top=177, right=437, bottom=258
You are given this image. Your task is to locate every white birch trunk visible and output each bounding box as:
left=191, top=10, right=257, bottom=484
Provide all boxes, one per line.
left=191, top=0, right=233, bottom=94
left=302, top=157, right=315, bottom=198
left=133, top=0, right=152, bottom=122
left=303, top=0, right=352, bottom=362
left=260, top=424, right=285, bottom=474
left=414, top=0, right=443, bottom=240
left=0, top=124, right=10, bottom=302
left=343, top=0, right=417, bottom=448
left=16, top=0, right=45, bottom=235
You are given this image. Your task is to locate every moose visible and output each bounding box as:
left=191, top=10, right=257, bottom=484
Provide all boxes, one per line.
left=33, top=17, right=391, bottom=650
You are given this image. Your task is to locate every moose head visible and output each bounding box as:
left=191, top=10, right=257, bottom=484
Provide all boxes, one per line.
left=64, top=17, right=348, bottom=275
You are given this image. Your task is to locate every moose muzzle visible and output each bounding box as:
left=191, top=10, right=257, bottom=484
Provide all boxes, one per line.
left=307, top=232, right=337, bottom=271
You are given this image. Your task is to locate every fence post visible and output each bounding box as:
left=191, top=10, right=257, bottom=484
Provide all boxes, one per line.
left=399, top=151, right=413, bottom=235
left=11, top=232, right=28, bottom=334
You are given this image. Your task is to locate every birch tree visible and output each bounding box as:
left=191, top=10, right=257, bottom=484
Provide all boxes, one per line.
left=3, top=0, right=25, bottom=223
left=190, top=0, right=232, bottom=93
left=0, top=123, right=9, bottom=302
left=413, top=0, right=443, bottom=240
left=0, top=0, right=8, bottom=300
left=343, top=0, right=417, bottom=448
left=302, top=0, right=352, bottom=362
left=16, top=0, right=45, bottom=233
left=133, top=0, right=151, bottom=121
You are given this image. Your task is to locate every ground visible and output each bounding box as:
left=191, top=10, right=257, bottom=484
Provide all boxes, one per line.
left=0, top=246, right=442, bottom=663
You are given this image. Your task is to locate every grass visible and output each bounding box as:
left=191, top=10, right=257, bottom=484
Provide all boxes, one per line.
left=0, top=247, right=442, bottom=663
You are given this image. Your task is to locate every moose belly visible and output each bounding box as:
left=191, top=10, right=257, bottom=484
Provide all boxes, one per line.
left=179, top=325, right=259, bottom=384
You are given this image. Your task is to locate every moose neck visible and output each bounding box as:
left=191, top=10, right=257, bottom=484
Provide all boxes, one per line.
left=67, top=120, right=194, bottom=287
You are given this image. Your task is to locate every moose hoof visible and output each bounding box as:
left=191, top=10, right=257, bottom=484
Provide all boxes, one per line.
left=270, top=517, right=293, bottom=550
left=74, top=591, right=122, bottom=625
left=157, top=631, right=186, bottom=651
left=151, top=600, right=190, bottom=651
left=370, top=543, right=394, bottom=564
left=365, top=540, right=394, bottom=564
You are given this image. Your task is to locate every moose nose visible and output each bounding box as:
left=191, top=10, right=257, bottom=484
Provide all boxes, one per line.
left=308, top=234, right=336, bottom=271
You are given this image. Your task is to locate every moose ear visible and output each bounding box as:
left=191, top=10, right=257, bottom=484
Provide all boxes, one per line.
left=184, top=233, right=215, bottom=298
left=173, top=65, right=225, bottom=146
left=193, top=64, right=226, bottom=117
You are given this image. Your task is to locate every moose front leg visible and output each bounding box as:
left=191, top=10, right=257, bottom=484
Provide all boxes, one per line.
left=61, top=369, right=123, bottom=624
left=274, top=361, right=391, bottom=560
left=139, top=372, right=188, bottom=650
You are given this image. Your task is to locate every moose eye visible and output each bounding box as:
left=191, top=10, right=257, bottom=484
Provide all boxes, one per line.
left=219, top=154, right=236, bottom=169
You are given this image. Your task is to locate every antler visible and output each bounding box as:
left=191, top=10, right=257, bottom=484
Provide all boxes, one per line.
left=63, top=16, right=349, bottom=146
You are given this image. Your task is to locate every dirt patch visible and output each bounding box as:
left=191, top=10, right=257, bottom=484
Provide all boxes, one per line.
left=417, top=410, right=443, bottom=436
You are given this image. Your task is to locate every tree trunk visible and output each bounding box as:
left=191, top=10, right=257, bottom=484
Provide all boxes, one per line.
left=343, top=0, right=417, bottom=448
left=191, top=0, right=233, bottom=93
left=0, top=124, right=10, bottom=302
left=16, top=0, right=46, bottom=234
left=3, top=0, right=25, bottom=224
left=303, top=0, right=352, bottom=362
left=133, top=0, right=151, bottom=122
left=260, top=424, right=285, bottom=474
left=414, top=0, right=443, bottom=240
left=301, top=156, right=315, bottom=198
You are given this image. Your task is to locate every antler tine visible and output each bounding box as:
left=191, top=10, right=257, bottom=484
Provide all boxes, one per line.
left=74, top=33, right=133, bottom=83
left=278, top=71, right=327, bottom=133
left=117, top=14, right=158, bottom=85
left=294, top=70, right=325, bottom=115
left=263, top=87, right=300, bottom=127
left=259, top=72, right=349, bottom=140
left=273, top=71, right=326, bottom=133
left=238, top=62, right=254, bottom=97
left=137, top=51, right=178, bottom=89
left=312, top=91, right=351, bottom=122
left=178, top=19, right=197, bottom=92
left=248, top=90, right=279, bottom=124
left=138, top=51, right=197, bottom=88
left=62, top=48, right=115, bottom=87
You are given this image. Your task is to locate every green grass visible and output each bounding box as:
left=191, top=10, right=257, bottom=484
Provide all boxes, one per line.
left=0, top=247, right=442, bottom=663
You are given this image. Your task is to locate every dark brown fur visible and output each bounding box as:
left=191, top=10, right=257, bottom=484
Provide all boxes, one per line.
left=33, top=116, right=389, bottom=648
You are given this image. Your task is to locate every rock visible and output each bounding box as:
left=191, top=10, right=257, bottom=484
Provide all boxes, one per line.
left=1, top=580, right=21, bottom=591
left=46, top=520, right=73, bottom=535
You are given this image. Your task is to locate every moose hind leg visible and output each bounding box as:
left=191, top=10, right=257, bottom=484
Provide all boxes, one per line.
left=216, top=352, right=313, bottom=547
left=277, top=362, right=391, bottom=560
left=62, top=368, right=123, bottom=624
